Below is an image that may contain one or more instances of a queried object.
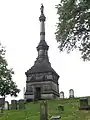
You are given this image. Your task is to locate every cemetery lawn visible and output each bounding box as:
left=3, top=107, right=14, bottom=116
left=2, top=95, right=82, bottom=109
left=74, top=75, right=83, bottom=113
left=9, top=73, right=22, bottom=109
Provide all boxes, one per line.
left=1, top=98, right=90, bottom=120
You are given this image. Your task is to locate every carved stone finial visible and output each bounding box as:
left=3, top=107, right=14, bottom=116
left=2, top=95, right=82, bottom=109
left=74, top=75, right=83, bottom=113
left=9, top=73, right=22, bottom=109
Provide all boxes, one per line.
left=40, top=4, right=44, bottom=14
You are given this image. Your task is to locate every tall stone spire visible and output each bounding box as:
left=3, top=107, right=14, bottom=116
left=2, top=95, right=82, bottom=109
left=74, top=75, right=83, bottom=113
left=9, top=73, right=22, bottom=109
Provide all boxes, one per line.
left=39, top=4, right=46, bottom=41
left=36, top=4, right=49, bottom=62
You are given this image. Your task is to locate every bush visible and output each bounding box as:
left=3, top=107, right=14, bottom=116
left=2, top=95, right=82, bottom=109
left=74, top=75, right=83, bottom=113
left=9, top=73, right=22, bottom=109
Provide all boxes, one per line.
left=57, top=104, right=64, bottom=112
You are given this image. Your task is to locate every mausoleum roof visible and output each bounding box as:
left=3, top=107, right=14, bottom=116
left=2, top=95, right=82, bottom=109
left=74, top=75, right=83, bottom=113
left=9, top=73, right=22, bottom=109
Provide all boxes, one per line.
left=26, top=60, right=59, bottom=77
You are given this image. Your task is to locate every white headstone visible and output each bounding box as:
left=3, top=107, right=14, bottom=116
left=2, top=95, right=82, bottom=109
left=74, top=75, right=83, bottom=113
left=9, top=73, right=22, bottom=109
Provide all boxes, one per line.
left=4, top=101, right=9, bottom=110
left=60, top=91, right=64, bottom=99
left=69, top=89, right=74, bottom=98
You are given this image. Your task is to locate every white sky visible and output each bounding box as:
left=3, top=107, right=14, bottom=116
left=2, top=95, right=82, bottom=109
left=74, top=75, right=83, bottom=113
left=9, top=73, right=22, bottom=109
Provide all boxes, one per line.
left=0, top=0, right=90, bottom=103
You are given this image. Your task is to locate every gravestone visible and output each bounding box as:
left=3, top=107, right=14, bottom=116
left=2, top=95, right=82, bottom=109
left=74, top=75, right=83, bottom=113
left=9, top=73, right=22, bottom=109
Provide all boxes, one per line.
left=79, top=98, right=90, bottom=110
left=51, top=116, right=61, bottom=120
left=69, top=89, right=74, bottom=98
left=4, top=101, right=9, bottom=110
left=60, top=91, right=64, bottom=99
left=0, top=98, right=5, bottom=113
left=18, top=99, right=25, bottom=109
left=11, top=100, right=17, bottom=110
left=0, top=98, right=5, bottom=107
left=40, top=101, right=48, bottom=120
left=23, top=87, right=26, bottom=99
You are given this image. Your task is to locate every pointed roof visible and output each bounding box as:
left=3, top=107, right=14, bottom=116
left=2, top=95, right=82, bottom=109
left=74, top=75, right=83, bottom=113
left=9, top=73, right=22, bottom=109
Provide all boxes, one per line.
left=26, top=60, right=59, bottom=77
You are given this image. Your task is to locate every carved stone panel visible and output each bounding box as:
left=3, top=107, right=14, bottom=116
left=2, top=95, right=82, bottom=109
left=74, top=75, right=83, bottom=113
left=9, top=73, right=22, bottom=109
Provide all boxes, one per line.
left=43, top=84, right=51, bottom=92
left=46, top=75, right=52, bottom=79
left=52, top=82, right=58, bottom=92
left=27, top=85, right=33, bottom=92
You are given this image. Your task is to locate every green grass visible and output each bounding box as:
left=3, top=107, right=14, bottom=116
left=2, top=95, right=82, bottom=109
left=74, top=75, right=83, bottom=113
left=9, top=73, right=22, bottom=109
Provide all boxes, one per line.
left=1, top=98, right=90, bottom=120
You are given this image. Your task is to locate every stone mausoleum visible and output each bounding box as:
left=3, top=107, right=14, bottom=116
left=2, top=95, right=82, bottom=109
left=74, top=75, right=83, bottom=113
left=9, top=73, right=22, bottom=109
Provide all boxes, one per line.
left=25, top=4, right=59, bottom=101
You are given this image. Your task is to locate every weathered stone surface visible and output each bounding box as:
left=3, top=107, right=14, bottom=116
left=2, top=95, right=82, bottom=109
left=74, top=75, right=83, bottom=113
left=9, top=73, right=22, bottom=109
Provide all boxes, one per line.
left=79, top=98, right=90, bottom=110
left=18, top=99, right=25, bottom=109
left=40, top=101, right=48, bottom=120
left=11, top=100, right=17, bottom=110
left=25, top=81, right=59, bottom=101
left=4, top=101, right=9, bottom=110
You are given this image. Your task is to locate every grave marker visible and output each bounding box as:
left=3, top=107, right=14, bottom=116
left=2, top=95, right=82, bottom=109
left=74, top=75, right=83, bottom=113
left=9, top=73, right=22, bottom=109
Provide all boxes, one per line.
left=60, top=91, right=64, bottom=99
left=79, top=98, right=90, bottom=110
left=18, top=99, right=25, bottom=109
left=0, top=98, right=5, bottom=113
left=11, top=100, right=17, bottom=110
left=4, top=101, right=9, bottom=110
left=40, top=101, right=48, bottom=120
left=69, top=89, right=74, bottom=98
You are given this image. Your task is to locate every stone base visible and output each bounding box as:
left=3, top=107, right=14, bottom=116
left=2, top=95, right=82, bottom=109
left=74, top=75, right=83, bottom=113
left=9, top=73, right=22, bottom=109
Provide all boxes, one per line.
left=41, top=94, right=54, bottom=99
left=79, top=105, right=90, bottom=110
left=25, top=93, right=58, bottom=101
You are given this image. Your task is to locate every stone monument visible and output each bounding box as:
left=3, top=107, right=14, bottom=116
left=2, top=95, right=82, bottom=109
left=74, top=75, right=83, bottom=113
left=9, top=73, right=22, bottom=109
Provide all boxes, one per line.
left=25, top=4, right=60, bottom=101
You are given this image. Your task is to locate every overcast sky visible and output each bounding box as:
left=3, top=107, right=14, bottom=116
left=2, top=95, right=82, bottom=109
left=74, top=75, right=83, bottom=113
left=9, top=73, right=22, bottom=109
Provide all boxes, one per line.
left=0, top=0, right=90, bottom=103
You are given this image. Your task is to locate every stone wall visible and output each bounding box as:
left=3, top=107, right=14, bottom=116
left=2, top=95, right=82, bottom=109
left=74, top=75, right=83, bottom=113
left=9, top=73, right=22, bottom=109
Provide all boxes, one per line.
left=26, top=81, right=58, bottom=94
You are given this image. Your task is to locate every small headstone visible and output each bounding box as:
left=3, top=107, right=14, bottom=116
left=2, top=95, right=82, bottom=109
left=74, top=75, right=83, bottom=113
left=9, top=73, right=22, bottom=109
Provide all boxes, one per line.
left=11, top=100, right=17, bottom=110
left=18, top=99, right=25, bottom=109
left=0, top=98, right=5, bottom=107
left=69, top=89, right=74, bottom=98
left=79, top=98, right=90, bottom=110
left=51, top=116, right=61, bottom=120
left=4, top=101, right=9, bottom=110
left=40, top=101, right=48, bottom=120
left=23, top=87, right=25, bottom=99
left=60, top=91, right=64, bottom=99
left=0, top=98, right=5, bottom=113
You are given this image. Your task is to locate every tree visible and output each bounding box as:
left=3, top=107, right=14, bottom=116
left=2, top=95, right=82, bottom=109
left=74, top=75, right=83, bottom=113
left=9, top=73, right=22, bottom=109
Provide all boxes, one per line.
left=55, top=0, right=90, bottom=61
left=0, top=43, right=20, bottom=98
